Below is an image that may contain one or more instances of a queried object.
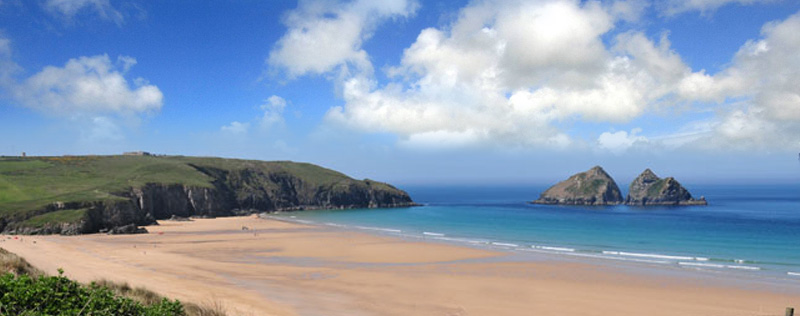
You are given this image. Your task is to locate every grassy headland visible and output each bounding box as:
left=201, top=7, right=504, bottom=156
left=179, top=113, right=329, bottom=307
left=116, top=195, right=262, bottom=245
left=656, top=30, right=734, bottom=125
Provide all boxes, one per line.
left=0, top=155, right=414, bottom=234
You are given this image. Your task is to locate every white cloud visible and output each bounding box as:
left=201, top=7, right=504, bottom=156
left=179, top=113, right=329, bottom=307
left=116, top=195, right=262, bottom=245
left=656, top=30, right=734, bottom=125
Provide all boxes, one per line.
left=268, top=0, right=800, bottom=152
left=608, top=0, right=649, bottom=22
left=43, top=0, right=124, bottom=25
left=0, top=36, right=21, bottom=85
left=324, top=0, right=699, bottom=149
left=220, top=95, right=291, bottom=136
left=660, top=0, right=777, bottom=16
left=268, top=0, right=418, bottom=78
left=12, top=54, right=163, bottom=115
left=677, top=11, right=800, bottom=148
left=597, top=128, right=648, bottom=154
left=221, top=121, right=251, bottom=135
left=260, top=95, right=288, bottom=128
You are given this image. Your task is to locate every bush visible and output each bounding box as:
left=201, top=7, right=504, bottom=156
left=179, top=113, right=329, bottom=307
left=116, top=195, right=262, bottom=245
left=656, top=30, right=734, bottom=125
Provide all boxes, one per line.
left=0, top=269, right=184, bottom=315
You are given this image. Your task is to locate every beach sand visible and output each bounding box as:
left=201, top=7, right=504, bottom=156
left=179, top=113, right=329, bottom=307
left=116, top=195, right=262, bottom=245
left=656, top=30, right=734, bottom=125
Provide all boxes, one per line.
left=1, top=215, right=798, bottom=315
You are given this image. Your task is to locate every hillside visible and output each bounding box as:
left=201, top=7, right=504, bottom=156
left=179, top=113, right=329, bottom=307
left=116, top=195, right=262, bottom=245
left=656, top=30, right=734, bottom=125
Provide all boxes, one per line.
left=0, top=155, right=415, bottom=235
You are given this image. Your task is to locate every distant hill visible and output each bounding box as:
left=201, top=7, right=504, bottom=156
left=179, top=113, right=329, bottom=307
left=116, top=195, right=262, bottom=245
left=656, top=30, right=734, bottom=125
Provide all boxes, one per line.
left=0, top=155, right=415, bottom=235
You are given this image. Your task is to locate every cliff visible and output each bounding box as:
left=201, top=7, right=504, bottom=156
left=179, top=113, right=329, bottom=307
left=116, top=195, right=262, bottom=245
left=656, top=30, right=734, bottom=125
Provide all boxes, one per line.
left=532, top=166, right=623, bottom=206
left=0, top=156, right=416, bottom=235
left=625, top=169, right=707, bottom=206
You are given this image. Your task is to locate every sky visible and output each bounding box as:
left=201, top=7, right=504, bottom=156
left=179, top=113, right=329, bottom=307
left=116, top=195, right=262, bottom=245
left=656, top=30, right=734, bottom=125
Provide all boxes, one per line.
left=1, top=0, right=800, bottom=185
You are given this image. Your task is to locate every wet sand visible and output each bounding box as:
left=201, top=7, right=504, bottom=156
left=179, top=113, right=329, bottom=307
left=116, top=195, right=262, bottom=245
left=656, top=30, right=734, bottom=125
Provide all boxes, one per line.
left=1, top=215, right=798, bottom=316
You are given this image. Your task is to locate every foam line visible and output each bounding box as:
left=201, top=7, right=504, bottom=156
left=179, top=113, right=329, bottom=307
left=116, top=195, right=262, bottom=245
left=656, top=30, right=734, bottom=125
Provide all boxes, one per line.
left=535, top=246, right=575, bottom=252
left=521, top=249, right=670, bottom=264
left=355, top=226, right=402, bottom=233
left=787, top=272, right=800, bottom=276
left=725, top=265, right=760, bottom=271
left=491, top=242, right=519, bottom=247
left=423, top=232, right=445, bottom=237
left=604, top=251, right=694, bottom=261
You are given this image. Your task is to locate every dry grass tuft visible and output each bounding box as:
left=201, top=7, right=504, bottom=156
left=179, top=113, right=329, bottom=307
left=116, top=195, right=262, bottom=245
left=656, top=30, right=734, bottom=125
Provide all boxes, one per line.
left=184, top=300, right=228, bottom=316
left=1, top=247, right=226, bottom=316
left=0, top=247, right=43, bottom=277
left=95, top=279, right=228, bottom=316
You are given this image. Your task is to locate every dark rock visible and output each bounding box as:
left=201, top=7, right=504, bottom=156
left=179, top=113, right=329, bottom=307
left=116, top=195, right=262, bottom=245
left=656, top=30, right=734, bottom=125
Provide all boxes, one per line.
left=625, top=169, right=707, bottom=206
left=107, top=224, right=148, bottom=235
left=532, top=166, right=623, bottom=206
left=167, top=215, right=192, bottom=221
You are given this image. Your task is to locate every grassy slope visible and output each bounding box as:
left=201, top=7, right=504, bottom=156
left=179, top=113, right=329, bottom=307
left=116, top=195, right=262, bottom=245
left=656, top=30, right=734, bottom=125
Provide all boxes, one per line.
left=0, top=155, right=387, bottom=219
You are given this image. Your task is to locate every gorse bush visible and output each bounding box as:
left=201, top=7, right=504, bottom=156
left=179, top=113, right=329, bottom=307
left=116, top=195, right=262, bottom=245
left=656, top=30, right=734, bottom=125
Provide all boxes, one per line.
left=0, top=269, right=184, bottom=316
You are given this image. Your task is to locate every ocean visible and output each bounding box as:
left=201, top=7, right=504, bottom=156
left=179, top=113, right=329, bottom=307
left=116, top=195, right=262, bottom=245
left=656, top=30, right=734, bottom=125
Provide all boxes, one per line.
left=272, top=184, right=800, bottom=279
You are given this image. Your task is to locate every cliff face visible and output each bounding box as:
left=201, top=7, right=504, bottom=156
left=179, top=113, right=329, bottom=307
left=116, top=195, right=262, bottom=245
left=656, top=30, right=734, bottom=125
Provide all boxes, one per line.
left=0, top=160, right=416, bottom=235
left=625, top=169, right=707, bottom=206
left=532, top=166, right=623, bottom=206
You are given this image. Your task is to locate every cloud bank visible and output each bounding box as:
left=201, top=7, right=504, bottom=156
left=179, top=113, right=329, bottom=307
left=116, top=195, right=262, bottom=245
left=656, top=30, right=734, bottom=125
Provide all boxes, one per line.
left=270, top=0, right=800, bottom=152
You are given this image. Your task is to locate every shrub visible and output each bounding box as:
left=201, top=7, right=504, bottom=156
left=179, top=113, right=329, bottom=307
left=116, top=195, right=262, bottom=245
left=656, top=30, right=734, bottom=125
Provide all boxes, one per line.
left=0, top=269, right=184, bottom=315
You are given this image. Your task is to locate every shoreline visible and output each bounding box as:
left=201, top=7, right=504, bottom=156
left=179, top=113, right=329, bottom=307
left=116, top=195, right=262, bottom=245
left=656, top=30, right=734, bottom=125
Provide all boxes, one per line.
left=265, top=212, right=800, bottom=286
left=2, top=215, right=799, bottom=315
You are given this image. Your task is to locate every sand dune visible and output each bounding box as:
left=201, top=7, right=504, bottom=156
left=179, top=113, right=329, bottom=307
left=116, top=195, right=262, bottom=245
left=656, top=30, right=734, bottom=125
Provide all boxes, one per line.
left=1, top=216, right=797, bottom=315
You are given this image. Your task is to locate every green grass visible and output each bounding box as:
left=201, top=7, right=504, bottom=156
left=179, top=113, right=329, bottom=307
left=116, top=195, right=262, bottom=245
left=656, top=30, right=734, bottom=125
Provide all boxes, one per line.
left=0, top=155, right=388, bottom=221
left=646, top=179, right=667, bottom=196
left=20, top=208, right=88, bottom=228
left=0, top=156, right=214, bottom=216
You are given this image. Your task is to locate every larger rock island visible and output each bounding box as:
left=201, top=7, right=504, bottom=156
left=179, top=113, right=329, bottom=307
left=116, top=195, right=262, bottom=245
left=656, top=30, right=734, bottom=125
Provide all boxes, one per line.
left=532, top=166, right=624, bottom=205
left=0, top=155, right=416, bottom=235
left=625, top=169, right=707, bottom=206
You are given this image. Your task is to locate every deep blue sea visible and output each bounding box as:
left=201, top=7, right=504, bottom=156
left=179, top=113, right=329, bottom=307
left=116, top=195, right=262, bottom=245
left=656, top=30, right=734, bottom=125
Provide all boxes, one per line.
left=273, top=184, right=800, bottom=278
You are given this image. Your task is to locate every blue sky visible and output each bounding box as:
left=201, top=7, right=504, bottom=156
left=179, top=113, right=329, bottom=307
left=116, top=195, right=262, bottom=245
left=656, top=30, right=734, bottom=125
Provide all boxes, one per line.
left=1, top=0, right=800, bottom=185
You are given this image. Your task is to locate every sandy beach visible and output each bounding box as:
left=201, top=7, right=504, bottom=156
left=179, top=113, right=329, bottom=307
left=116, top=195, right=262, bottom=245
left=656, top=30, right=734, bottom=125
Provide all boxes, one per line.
left=1, top=215, right=798, bottom=316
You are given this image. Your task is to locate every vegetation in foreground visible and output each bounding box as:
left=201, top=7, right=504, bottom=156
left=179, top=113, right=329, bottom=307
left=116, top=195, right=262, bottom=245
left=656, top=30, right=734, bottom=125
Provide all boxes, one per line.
left=0, top=247, right=225, bottom=316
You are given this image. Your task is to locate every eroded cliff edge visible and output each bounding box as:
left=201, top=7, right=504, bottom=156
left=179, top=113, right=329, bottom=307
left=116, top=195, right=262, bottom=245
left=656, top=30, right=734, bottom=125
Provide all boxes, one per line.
left=0, top=156, right=416, bottom=235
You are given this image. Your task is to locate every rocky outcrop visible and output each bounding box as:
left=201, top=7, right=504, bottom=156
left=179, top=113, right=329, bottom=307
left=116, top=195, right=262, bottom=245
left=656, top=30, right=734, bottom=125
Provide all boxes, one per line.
left=1, top=163, right=416, bottom=235
left=532, top=166, right=623, bottom=206
left=625, top=169, right=707, bottom=206
left=107, top=224, right=148, bottom=235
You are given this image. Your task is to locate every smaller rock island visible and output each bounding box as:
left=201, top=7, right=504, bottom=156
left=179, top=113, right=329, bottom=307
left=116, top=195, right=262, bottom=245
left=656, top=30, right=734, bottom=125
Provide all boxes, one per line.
left=532, top=166, right=623, bottom=206
left=625, top=169, right=707, bottom=206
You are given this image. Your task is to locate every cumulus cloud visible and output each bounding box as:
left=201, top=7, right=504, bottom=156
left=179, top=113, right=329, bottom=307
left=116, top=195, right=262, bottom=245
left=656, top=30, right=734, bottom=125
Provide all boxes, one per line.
left=0, top=36, right=21, bottom=85
left=12, top=54, right=163, bottom=115
left=325, top=0, right=700, bottom=149
left=660, top=0, right=778, bottom=16
left=221, top=121, right=251, bottom=135
left=43, top=0, right=124, bottom=25
left=260, top=95, right=288, bottom=128
left=676, top=11, right=800, bottom=148
left=268, top=0, right=418, bottom=78
left=268, top=0, right=800, bottom=152
left=220, top=95, right=291, bottom=136
left=597, top=128, right=649, bottom=154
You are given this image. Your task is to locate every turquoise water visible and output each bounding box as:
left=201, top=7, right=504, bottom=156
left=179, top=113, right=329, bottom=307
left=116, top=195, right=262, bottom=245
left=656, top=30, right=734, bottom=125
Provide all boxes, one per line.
left=273, top=184, right=800, bottom=277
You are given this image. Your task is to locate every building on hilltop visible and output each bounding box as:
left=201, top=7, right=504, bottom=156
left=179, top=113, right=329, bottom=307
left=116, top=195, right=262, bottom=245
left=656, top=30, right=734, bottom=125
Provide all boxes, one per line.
left=123, top=151, right=152, bottom=156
